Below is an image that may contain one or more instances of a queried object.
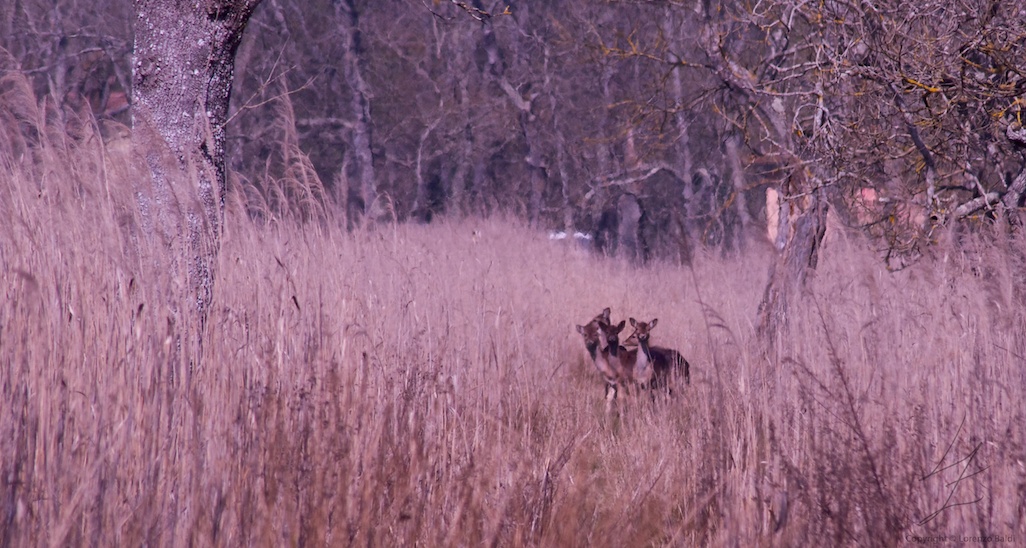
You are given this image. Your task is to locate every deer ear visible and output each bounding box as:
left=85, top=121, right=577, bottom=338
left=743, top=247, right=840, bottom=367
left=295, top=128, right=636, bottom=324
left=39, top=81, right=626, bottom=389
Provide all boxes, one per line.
left=629, top=317, right=637, bottom=327
left=576, top=325, right=585, bottom=334
left=602, top=307, right=611, bottom=319
left=650, top=318, right=658, bottom=329
left=615, top=320, right=626, bottom=333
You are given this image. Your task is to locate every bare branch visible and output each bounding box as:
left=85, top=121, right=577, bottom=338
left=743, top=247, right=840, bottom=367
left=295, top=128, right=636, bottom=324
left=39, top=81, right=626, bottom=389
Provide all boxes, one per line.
left=425, top=1, right=510, bottom=22
left=1001, top=162, right=1026, bottom=211
left=954, top=192, right=1001, bottom=219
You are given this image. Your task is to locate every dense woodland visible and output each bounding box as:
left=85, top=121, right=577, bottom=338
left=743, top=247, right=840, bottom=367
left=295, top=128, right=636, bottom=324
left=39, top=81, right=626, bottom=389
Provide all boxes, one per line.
left=5, top=1, right=1025, bottom=259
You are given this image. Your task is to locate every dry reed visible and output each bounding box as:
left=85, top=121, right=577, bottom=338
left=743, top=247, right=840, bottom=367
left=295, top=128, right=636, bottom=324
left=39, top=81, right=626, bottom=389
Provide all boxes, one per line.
left=2, top=78, right=1024, bottom=546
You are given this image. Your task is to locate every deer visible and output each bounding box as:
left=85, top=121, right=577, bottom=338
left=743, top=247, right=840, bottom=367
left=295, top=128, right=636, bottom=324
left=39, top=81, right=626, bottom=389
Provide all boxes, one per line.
left=598, top=319, right=647, bottom=397
left=598, top=318, right=688, bottom=404
left=576, top=308, right=623, bottom=404
left=577, top=310, right=691, bottom=405
left=602, top=318, right=691, bottom=402
left=626, top=318, right=691, bottom=393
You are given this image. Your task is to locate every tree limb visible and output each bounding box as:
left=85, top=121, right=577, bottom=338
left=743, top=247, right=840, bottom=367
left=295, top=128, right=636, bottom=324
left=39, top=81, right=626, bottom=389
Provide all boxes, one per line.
left=954, top=192, right=1001, bottom=219
left=1001, top=161, right=1026, bottom=211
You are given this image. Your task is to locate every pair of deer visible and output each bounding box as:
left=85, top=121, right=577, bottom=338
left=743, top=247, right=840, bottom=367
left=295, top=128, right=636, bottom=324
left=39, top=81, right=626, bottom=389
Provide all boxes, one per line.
left=576, top=307, right=691, bottom=404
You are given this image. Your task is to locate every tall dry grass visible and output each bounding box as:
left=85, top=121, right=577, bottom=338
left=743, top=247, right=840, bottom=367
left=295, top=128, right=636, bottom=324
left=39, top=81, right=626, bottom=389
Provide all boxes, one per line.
left=2, top=77, right=1025, bottom=546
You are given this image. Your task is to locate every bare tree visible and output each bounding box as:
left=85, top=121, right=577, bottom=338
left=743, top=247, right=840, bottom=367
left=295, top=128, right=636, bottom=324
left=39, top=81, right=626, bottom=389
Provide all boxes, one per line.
left=804, top=1, right=1026, bottom=252
left=202, top=0, right=1026, bottom=284
left=0, top=0, right=132, bottom=117
left=643, top=0, right=1025, bottom=346
left=334, top=0, right=379, bottom=222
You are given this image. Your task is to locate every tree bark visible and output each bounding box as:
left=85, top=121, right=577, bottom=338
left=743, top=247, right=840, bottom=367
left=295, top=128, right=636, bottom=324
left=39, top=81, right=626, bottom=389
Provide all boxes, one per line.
left=134, top=0, right=261, bottom=232
left=757, top=187, right=828, bottom=347
left=725, top=135, right=751, bottom=252
left=449, top=34, right=475, bottom=216
left=1000, top=124, right=1026, bottom=220
left=336, top=0, right=378, bottom=221
left=132, top=0, right=261, bottom=366
left=666, top=14, right=696, bottom=262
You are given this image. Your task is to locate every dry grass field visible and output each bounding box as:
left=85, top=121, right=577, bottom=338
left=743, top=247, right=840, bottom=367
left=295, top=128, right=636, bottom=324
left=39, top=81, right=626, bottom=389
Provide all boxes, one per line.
left=3, top=80, right=1025, bottom=546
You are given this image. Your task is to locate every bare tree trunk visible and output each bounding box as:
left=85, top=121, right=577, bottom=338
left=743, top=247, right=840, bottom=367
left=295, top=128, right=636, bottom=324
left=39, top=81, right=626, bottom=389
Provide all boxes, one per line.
left=438, top=6, right=492, bottom=217
left=134, top=0, right=260, bottom=232
left=527, top=159, right=547, bottom=226
left=693, top=13, right=829, bottom=349
left=479, top=3, right=554, bottom=226
left=412, top=114, right=442, bottom=223
left=132, top=0, right=261, bottom=364
left=725, top=135, right=751, bottom=252
left=552, top=102, right=574, bottom=232
left=757, top=187, right=828, bottom=346
left=336, top=0, right=378, bottom=220
left=667, top=20, right=696, bottom=262
left=1000, top=125, right=1026, bottom=225
left=131, top=2, right=260, bottom=544
left=450, top=50, right=473, bottom=215
left=618, top=193, right=644, bottom=265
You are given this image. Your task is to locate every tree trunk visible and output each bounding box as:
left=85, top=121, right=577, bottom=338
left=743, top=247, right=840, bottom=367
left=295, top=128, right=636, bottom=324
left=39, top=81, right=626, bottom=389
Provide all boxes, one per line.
left=552, top=97, right=574, bottom=233
left=336, top=0, right=378, bottom=221
left=617, top=193, right=644, bottom=265
left=725, top=135, right=751, bottom=252
left=757, top=187, right=828, bottom=348
left=449, top=41, right=474, bottom=216
left=132, top=0, right=261, bottom=367
left=134, top=0, right=260, bottom=231
left=412, top=115, right=442, bottom=223
left=667, top=18, right=695, bottom=263
left=131, top=3, right=260, bottom=543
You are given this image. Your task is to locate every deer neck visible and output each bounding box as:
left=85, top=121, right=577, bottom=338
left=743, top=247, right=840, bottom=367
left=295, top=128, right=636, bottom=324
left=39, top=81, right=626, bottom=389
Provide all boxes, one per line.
left=634, top=338, right=653, bottom=380
left=591, top=342, right=619, bottom=384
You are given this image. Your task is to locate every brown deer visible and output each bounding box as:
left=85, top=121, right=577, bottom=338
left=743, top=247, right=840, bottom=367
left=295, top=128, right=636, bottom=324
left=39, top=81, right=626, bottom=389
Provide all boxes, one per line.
left=626, top=318, right=691, bottom=393
left=597, top=319, right=637, bottom=391
left=603, top=319, right=681, bottom=400
left=576, top=308, right=622, bottom=402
